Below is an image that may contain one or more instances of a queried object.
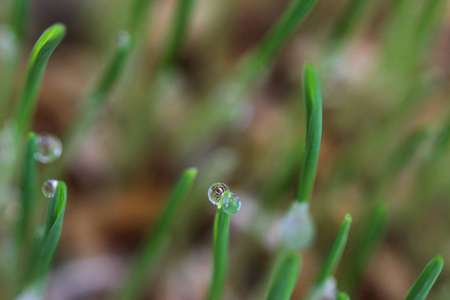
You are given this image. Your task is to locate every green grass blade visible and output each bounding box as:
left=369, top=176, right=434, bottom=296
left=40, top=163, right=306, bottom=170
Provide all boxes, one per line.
left=240, top=0, right=318, bottom=84
left=383, top=127, right=428, bottom=179
left=341, top=202, right=388, bottom=292
left=297, top=63, right=322, bottom=203
left=118, top=168, right=198, bottom=300
left=404, top=256, right=444, bottom=300
left=62, top=32, right=133, bottom=164
left=88, top=32, right=133, bottom=107
left=315, top=214, right=352, bottom=286
left=17, top=132, right=37, bottom=247
left=337, top=292, right=350, bottom=300
left=329, top=0, right=373, bottom=50
left=206, top=190, right=232, bottom=300
left=128, top=0, right=154, bottom=38
left=33, top=181, right=67, bottom=285
left=10, top=0, right=31, bottom=41
left=265, top=251, right=301, bottom=300
left=415, top=0, right=447, bottom=56
left=159, top=0, right=196, bottom=70
left=13, top=24, right=66, bottom=136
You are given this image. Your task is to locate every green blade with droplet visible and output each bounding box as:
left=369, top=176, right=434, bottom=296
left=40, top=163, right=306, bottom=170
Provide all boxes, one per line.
left=27, top=181, right=67, bottom=288
left=207, top=190, right=232, bottom=300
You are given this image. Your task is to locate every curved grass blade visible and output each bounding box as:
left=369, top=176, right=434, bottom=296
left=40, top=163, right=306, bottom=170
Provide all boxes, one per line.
left=159, top=0, right=196, bottom=70
left=341, top=202, right=388, bottom=292
left=315, top=214, right=352, bottom=286
left=265, top=251, right=301, bottom=300
left=17, top=132, right=37, bottom=247
left=206, top=190, right=232, bottom=300
left=297, top=63, right=322, bottom=203
left=13, top=24, right=66, bottom=136
left=30, top=181, right=67, bottom=286
left=404, top=256, right=444, bottom=300
left=337, top=292, right=350, bottom=300
left=62, top=32, right=133, bottom=165
left=118, top=168, right=198, bottom=300
left=11, top=0, right=31, bottom=41
left=240, top=0, right=318, bottom=84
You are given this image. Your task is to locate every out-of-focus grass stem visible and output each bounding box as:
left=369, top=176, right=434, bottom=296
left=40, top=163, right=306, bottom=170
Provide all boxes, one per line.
left=117, top=168, right=197, bottom=300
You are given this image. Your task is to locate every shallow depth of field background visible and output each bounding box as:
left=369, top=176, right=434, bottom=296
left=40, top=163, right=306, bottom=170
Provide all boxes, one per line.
left=1, top=0, right=450, bottom=299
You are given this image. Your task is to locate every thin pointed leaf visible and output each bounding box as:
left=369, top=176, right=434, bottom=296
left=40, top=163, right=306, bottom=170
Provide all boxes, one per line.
left=11, top=0, right=31, bottom=41
left=13, top=24, right=66, bottom=136
left=118, top=168, right=198, bottom=300
left=241, top=0, right=318, bottom=84
left=297, top=63, right=322, bottom=203
left=404, top=256, right=444, bottom=300
left=159, top=0, right=196, bottom=70
left=330, top=0, right=373, bottom=50
left=315, top=214, right=352, bottom=286
left=62, top=31, right=133, bottom=164
left=265, top=251, right=301, bottom=300
left=342, top=202, right=388, bottom=292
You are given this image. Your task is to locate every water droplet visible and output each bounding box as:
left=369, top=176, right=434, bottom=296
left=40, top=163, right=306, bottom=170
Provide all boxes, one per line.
left=42, top=180, right=58, bottom=198
left=208, top=183, right=230, bottom=206
left=281, top=202, right=315, bottom=250
left=34, top=134, right=62, bottom=163
left=222, top=193, right=241, bottom=214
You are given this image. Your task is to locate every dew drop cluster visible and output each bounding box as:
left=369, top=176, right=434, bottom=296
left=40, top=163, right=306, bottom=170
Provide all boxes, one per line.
left=207, top=183, right=241, bottom=214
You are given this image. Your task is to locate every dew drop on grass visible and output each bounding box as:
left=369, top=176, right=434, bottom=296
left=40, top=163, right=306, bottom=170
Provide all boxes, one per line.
left=281, top=202, right=315, bottom=250
left=42, top=180, right=58, bottom=198
left=208, top=183, right=230, bottom=205
left=222, top=193, right=241, bottom=214
left=34, top=134, right=62, bottom=163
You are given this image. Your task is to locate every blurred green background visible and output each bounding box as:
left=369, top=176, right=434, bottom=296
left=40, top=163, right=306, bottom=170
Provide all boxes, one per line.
left=1, top=0, right=450, bottom=299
